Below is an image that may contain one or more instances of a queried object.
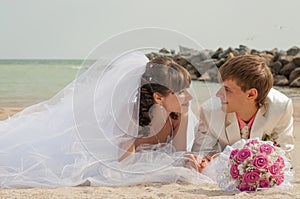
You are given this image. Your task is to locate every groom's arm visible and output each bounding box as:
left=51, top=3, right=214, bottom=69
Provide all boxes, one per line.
left=272, top=98, right=295, bottom=153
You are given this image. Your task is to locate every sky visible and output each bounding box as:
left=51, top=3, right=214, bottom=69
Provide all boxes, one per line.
left=1, top=0, right=300, bottom=59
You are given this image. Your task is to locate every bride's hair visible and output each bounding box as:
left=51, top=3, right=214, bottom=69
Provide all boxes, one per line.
left=138, top=56, right=191, bottom=128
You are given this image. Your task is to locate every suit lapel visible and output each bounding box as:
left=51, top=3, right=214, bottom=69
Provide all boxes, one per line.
left=250, top=105, right=267, bottom=139
left=225, top=113, right=241, bottom=145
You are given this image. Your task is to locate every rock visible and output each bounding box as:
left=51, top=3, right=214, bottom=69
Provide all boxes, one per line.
left=250, top=49, right=260, bottom=55
left=238, top=44, right=251, bottom=53
left=264, top=50, right=275, bottom=56
left=211, top=48, right=223, bottom=59
left=178, top=46, right=211, bottom=63
left=193, top=59, right=216, bottom=75
left=145, top=52, right=157, bottom=60
left=280, top=62, right=297, bottom=76
left=185, top=63, right=201, bottom=77
left=178, top=46, right=198, bottom=56
left=159, top=48, right=170, bottom=54
left=273, top=50, right=287, bottom=62
left=259, top=53, right=274, bottom=66
left=274, top=75, right=289, bottom=86
left=198, top=67, right=219, bottom=82
left=173, top=55, right=190, bottom=66
left=232, top=49, right=240, bottom=56
left=290, top=76, right=300, bottom=87
left=289, top=67, right=300, bottom=83
left=172, top=55, right=201, bottom=78
left=287, top=46, right=300, bottom=56
left=218, top=47, right=234, bottom=59
left=270, top=48, right=278, bottom=56
left=215, top=58, right=226, bottom=68
left=269, top=61, right=282, bottom=75
left=206, top=49, right=216, bottom=58
left=278, top=55, right=293, bottom=65
left=292, top=53, right=300, bottom=66
left=236, top=45, right=250, bottom=55
left=181, top=53, right=211, bottom=69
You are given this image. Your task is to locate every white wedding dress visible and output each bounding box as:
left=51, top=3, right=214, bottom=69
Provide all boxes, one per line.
left=0, top=52, right=213, bottom=188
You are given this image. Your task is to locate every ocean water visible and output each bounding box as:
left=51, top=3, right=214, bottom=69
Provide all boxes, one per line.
left=0, top=60, right=299, bottom=107
left=0, top=60, right=90, bottom=107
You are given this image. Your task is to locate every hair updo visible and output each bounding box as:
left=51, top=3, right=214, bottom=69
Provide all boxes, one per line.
left=138, top=56, right=191, bottom=129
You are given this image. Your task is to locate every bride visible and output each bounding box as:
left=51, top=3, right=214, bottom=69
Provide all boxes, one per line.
left=0, top=51, right=213, bottom=188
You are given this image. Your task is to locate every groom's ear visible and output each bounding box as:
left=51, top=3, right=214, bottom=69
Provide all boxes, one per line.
left=247, top=88, right=258, bottom=100
left=153, top=92, right=163, bottom=104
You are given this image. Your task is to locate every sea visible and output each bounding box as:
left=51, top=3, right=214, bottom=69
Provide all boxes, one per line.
left=0, top=60, right=300, bottom=107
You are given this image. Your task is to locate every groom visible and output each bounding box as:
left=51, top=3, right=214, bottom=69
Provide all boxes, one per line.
left=192, top=55, right=295, bottom=158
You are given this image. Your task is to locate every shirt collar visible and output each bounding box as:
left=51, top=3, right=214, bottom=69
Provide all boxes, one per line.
left=236, top=112, right=257, bottom=130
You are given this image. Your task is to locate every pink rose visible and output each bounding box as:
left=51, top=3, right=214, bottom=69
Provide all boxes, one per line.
left=276, top=156, right=285, bottom=169
left=259, top=143, right=274, bottom=155
left=230, top=164, right=240, bottom=179
left=259, top=179, right=271, bottom=188
left=237, top=182, right=256, bottom=192
left=269, top=163, right=281, bottom=175
left=245, top=139, right=259, bottom=146
left=242, top=170, right=261, bottom=183
left=252, top=154, right=268, bottom=168
left=237, top=148, right=252, bottom=161
left=230, top=149, right=239, bottom=160
left=272, top=174, right=284, bottom=185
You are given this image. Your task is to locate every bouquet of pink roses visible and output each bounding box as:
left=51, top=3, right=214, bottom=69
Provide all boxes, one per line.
left=216, top=138, right=293, bottom=192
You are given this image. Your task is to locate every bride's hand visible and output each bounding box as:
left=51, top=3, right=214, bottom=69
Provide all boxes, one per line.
left=184, top=154, right=211, bottom=173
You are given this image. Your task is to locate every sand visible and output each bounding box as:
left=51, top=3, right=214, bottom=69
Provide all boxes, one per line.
left=0, top=102, right=299, bottom=198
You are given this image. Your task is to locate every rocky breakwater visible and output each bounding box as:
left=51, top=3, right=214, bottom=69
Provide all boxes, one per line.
left=146, top=45, right=300, bottom=87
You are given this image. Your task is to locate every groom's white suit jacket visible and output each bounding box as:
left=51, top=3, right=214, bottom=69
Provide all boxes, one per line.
left=192, top=88, right=295, bottom=154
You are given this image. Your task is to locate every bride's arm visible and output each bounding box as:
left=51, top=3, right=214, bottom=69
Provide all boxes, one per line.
left=118, top=138, right=136, bottom=161
left=118, top=136, right=155, bottom=161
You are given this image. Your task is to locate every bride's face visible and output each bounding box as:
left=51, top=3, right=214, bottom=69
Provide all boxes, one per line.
left=162, top=88, right=192, bottom=113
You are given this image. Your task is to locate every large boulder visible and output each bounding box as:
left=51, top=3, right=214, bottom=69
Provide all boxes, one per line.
left=278, top=55, right=293, bottom=66
left=292, top=53, right=300, bottom=66
left=193, top=59, right=217, bottom=75
left=274, top=75, right=289, bottom=86
left=179, top=47, right=211, bottom=66
left=289, top=67, right=300, bottom=83
left=280, top=62, right=297, bottom=77
left=287, top=46, right=300, bottom=56
left=273, top=50, right=287, bottom=62
left=290, top=77, right=300, bottom=87
left=269, top=61, right=282, bottom=75
left=198, top=67, right=219, bottom=82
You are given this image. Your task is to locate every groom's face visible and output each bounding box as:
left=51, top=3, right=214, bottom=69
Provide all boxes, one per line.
left=216, top=79, right=250, bottom=113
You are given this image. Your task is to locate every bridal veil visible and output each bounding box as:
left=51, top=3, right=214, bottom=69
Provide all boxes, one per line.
left=0, top=28, right=216, bottom=187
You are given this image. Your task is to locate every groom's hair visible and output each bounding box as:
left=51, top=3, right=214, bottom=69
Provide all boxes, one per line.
left=219, top=55, right=273, bottom=107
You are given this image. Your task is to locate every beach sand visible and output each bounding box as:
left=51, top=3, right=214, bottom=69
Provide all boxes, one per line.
left=0, top=102, right=299, bottom=199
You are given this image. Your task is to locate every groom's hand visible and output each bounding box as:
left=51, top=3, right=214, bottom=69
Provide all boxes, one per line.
left=184, top=154, right=211, bottom=173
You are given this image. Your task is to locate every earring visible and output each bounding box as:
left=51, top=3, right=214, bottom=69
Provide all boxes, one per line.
left=148, top=103, right=168, bottom=136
